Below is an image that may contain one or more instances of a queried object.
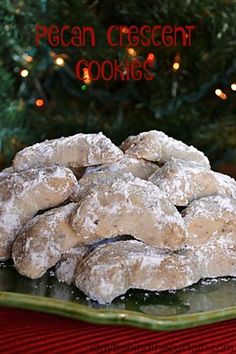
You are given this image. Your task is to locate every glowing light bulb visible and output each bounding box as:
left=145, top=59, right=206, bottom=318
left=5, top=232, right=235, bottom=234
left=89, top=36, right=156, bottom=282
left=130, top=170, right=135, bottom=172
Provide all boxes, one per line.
left=215, top=89, right=222, bottom=96
left=55, top=57, right=65, bottom=66
left=122, top=26, right=129, bottom=33
left=215, top=89, right=227, bottom=100
left=173, top=62, right=180, bottom=70
left=147, top=53, right=155, bottom=62
left=220, top=93, right=227, bottom=100
left=25, top=55, right=33, bottom=62
left=82, top=68, right=91, bottom=85
left=231, top=83, right=236, bottom=91
left=35, top=99, right=44, bottom=107
left=20, top=69, right=29, bottom=78
left=127, top=48, right=137, bottom=57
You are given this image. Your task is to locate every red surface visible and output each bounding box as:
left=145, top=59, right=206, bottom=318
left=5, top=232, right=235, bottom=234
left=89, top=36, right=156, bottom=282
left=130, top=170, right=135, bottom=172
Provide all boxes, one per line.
left=0, top=308, right=235, bottom=353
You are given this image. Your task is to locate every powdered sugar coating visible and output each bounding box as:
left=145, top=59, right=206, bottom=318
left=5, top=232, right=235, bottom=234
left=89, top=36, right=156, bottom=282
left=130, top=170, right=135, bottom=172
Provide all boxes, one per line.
left=70, top=171, right=134, bottom=202
left=121, top=130, right=210, bottom=167
left=13, top=132, right=123, bottom=172
left=0, top=166, right=13, bottom=180
left=56, top=246, right=91, bottom=285
left=85, top=155, right=158, bottom=180
left=71, top=175, right=187, bottom=250
left=12, top=203, right=79, bottom=279
left=149, top=159, right=236, bottom=206
left=182, top=195, right=236, bottom=246
left=194, top=233, right=236, bottom=278
left=74, top=240, right=198, bottom=304
left=0, top=166, right=77, bottom=260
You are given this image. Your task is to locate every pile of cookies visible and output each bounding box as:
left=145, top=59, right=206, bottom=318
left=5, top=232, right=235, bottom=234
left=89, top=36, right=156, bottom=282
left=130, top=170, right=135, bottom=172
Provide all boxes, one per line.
left=1, top=131, right=236, bottom=304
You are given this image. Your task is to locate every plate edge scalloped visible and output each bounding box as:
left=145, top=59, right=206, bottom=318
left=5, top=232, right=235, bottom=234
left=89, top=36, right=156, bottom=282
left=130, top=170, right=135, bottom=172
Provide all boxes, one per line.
left=0, top=291, right=236, bottom=331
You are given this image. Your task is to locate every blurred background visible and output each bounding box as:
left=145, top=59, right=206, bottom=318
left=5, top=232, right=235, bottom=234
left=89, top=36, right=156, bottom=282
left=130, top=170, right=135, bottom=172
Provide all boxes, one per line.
left=0, top=0, right=236, bottom=175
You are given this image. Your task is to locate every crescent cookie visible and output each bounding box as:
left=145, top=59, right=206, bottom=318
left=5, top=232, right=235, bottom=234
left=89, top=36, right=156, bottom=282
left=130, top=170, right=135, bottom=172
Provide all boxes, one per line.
left=120, top=130, right=210, bottom=168
left=12, top=204, right=79, bottom=279
left=195, top=233, right=236, bottom=279
left=74, top=240, right=198, bottom=304
left=182, top=196, right=236, bottom=247
left=71, top=176, right=187, bottom=251
left=149, top=159, right=236, bottom=206
left=0, top=166, right=77, bottom=260
left=0, top=166, right=13, bottom=180
left=84, top=155, right=158, bottom=180
left=70, top=171, right=134, bottom=202
left=13, top=132, right=123, bottom=172
left=56, top=246, right=91, bottom=285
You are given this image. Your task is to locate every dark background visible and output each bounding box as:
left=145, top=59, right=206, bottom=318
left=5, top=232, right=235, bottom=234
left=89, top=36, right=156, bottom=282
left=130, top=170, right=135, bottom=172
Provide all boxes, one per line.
left=0, top=0, right=236, bottom=175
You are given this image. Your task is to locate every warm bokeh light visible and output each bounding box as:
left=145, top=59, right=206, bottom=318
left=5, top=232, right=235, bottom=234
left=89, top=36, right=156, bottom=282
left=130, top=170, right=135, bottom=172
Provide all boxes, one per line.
left=25, top=55, right=33, bottom=62
left=215, top=89, right=227, bottom=100
left=231, top=83, right=236, bottom=91
left=173, top=62, right=180, bottom=70
left=82, top=68, right=91, bottom=85
left=215, top=89, right=222, bottom=96
left=220, top=93, right=227, bottom=100
left=127, top=48, right=137, bottom=57
left=84, top=78, right=91, bottom=85
left=147, top=53, right=155, bottom=62
left=55, top=57, right=65, bottom=66
left=35, top=99, right=44, bottom=107
left=20, top=69, right=29, bottom=78
left=121, top=26, right=129, bottom=33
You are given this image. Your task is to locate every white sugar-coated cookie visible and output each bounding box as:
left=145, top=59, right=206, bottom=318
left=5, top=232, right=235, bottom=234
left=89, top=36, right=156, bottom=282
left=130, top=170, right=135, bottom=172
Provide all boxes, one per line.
left=0, top=166, right=77, bottom=260
left=13, top=132, right=123, bottom=172
left=12, top=204, right=79, bottom=279
left=182, top=196, right=236, bottom=246
left=70, top=171, right=134, bottom=202
left=71, top=176, right=187, bottom=251
left=194, top=233, right=236, bottom=279
left=74, top=240, right=198, bottom=304
left=56, top=246, right=91, bottom=285
left=85, top=155, right=158, bottom=180
left=0, top=166, right=13, bottom=180
left=120, top=130, right=210, bottom=167
left=149, top=159, right=236, bottom=206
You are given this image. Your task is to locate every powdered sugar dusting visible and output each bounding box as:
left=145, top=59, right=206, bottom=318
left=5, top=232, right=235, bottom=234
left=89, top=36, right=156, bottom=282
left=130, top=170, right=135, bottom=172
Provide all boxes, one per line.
left=121, top=130, right=210, bottom=167
left=71, top=175, right=186, bottom=250
left=149, top=159, right=236, bottom=206
left=74, top=240, right=198, bottom=304
left=0, top=166, right=76, bottom=260
left=13, top=132, right=123, bottom=171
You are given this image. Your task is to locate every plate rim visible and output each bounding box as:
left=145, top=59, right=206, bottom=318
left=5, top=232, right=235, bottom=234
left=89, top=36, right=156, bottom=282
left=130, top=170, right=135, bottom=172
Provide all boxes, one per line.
left=0, top=291, right=236, bottom=331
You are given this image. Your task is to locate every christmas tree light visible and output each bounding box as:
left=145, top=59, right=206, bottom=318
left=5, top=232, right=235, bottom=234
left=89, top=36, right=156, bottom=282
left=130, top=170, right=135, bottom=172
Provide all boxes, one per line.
left=20, top=69, right=29, bottom=78
left=173, top=62, right=180, bottom=71
left=55, top=57, right=65, bottom=66
left=35, top=99, right=45, bottom=107
left=231, top=83, right=236, bottom=91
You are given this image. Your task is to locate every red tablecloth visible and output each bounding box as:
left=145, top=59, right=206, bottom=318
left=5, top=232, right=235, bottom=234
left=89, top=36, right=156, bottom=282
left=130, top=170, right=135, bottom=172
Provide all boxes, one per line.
left=0, top=307, right=235, bottom=353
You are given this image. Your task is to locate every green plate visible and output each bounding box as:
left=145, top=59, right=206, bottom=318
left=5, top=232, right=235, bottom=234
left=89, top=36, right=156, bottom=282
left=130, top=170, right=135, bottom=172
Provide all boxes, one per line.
left=1, top=261, right=236, bottom=331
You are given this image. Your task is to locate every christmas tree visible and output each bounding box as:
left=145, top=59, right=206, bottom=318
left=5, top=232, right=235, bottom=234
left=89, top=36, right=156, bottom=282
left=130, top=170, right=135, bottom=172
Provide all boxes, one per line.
left=0, top=0, right=236, bottom=173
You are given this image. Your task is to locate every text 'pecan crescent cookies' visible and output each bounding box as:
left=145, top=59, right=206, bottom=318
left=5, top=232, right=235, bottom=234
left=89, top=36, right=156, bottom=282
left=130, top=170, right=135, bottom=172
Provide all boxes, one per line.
left=120, top=130, right=210, bottom=168
left=0, top=166, right=77, bottom=260
left=182, top=195, right=236, bottom=247
left=13, top=132, right=123, bottom=172
left=149, top=159, right=236, bottom=206
left=12, top=203, right=79, bottom=279
left=74, top=240, right=198, bottom=304
left=71, top=176, right=187, bottom=251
